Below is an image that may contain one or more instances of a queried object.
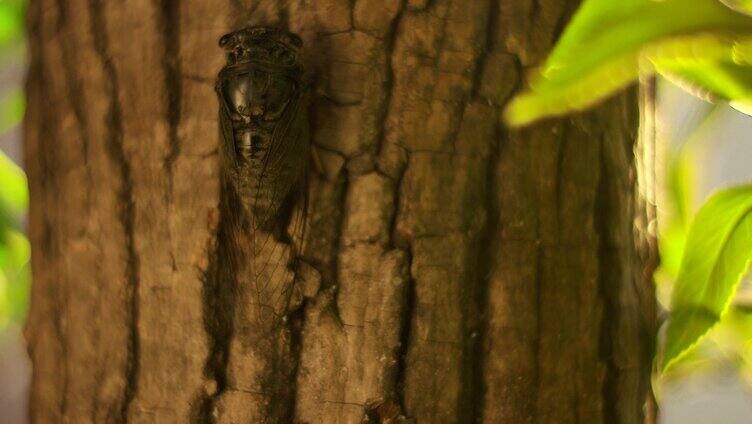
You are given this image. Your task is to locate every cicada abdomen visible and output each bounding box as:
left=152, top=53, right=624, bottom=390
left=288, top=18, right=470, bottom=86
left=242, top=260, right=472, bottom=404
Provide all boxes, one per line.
left=216, top=26, right=310, bottom=323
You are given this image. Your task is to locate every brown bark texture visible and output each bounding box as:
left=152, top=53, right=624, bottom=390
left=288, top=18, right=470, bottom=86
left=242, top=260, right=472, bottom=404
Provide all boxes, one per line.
left=23, top=0, right=656, bottom=423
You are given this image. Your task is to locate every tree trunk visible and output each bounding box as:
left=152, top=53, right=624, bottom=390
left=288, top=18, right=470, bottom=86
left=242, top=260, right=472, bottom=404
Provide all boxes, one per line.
left=23, top=0, right=656, bottom=423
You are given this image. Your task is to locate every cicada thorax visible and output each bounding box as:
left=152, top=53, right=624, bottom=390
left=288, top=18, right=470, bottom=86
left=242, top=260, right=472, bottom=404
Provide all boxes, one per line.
left=216, top=26, right=310, bottom=323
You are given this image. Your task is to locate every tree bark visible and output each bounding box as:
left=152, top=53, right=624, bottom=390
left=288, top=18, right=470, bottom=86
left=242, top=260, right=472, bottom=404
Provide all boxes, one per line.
left=23, top=0, right=656, bottom=423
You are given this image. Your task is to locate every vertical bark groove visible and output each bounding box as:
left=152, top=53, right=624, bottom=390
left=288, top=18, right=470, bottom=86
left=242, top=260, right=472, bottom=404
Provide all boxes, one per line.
left=596, top=134, right=621, bottom=424
left=86, top=0, right=141, bottom=420
left=159, top=0, right=182, bottom=192
left=374, top=0, right=407, bottom=161
left=198, top=180, right=241, bottom=422
left=393, top=245, right=415, bottom=415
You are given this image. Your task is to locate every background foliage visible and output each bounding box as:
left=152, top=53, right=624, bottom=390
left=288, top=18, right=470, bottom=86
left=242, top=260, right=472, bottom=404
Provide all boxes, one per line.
left=0, top=0, right=28, bottom=329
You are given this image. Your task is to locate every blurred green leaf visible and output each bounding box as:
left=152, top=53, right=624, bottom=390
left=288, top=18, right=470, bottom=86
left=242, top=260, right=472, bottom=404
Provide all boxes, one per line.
left=0, top=227, right=29, bottom=269
left=0, top=147, right=29, bottom=327
left=662, top=186, right=752, bottom=372
left=0, top=229, right=29, bottom=327
left=659, top=62, right=752, bottom=114
left=658, top=153, right=693, bottom=282
left=0, top=148, right=27, bottom=233
left=0, top=0, right=25, bottom=50
left=668, top=153, right=694, bottom=229
left=0, top=87, right=23, bottom=134
left=721, top=0, right=752, bottom=15
left=0, top=0, right=28, bottom=328
left=504, top=0, right=752, bottom=126
left=661, top=305, right=752, bottom=381
left=656, top=105, right=724, bottom=283
left=660, top=224, right=689, bottom=284
left=735, top=307, right=752, bottom=383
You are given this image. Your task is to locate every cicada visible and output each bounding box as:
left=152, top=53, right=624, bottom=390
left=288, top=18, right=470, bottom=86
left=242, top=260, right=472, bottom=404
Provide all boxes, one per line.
left=216, top=26, right=310, bottom=322
left=217, top=26, right=309, bottom=228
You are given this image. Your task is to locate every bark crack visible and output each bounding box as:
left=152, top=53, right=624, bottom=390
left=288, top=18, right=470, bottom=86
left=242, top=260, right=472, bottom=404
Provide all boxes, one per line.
left=88, top=1, right=141, bottom=420
left=596, top=134, right=620, bottom=424
left=532, top=239, right=543, bottom=424
left=394, top=246, right=415, bottom=415
left=529, top=0, right=541, bottom=34
left=159, top=0, right=182, bottom=196
left=470, top=124, right=501, bottom=423
left=470, top=0, right=500, bottom=99
left=374, top=0, right=408, bottom=160
left=386, top=145, right=412, bottom=416
left=378, top=3, right=411, bottom=411
left=197, top=180, right=240, bottom=423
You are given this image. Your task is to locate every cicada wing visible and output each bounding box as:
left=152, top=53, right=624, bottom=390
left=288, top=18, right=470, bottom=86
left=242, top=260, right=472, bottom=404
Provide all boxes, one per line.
left=218, top=101, right=238, bottom=168
left=250, top=86, right=309, bottom=230
left=246, top=178, right=308, bottom=326
left=265, top=89, right=310, bottom=174
left=246, top=91, right=310, bottom=326
left=257, top=181, right=308, bottom=319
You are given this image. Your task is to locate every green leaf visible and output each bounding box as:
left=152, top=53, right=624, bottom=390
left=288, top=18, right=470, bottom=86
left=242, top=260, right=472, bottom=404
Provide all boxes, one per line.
left=657, top=105, right=723, bottom=282
left=0, top=0, right=25, bottom=50
left=0, top=148, right=27, bottom=232
left=504, top=0, right=752, bottom=126
left=662, top=185, right=752, bottom=372
left=0, top=87, right=24, bottom=134
left=652, top=37, right=752, bottom=111
left=656, top=56, right=752, bottom=113
left=721, top=0, right=752, bottom=15
left=0, top=145, right=29, bottom=327
left=0, top=228, right=30, bottom=327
